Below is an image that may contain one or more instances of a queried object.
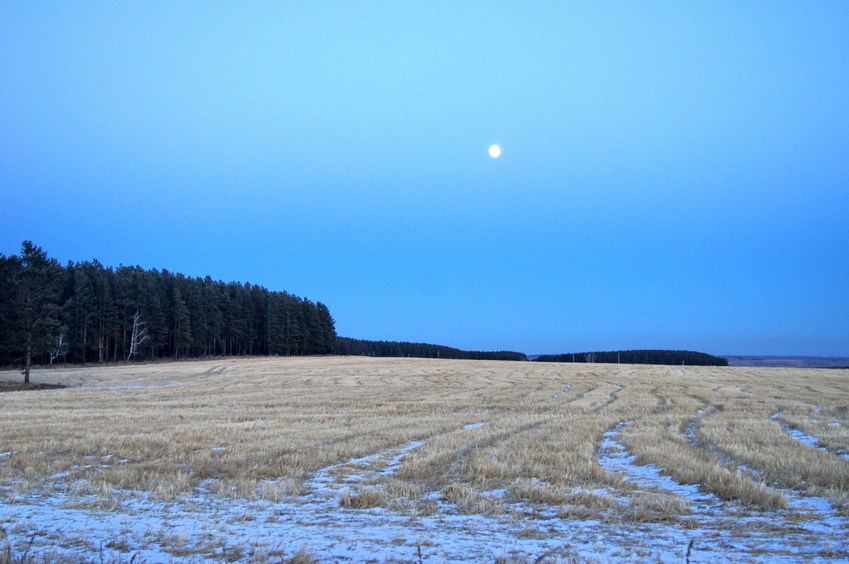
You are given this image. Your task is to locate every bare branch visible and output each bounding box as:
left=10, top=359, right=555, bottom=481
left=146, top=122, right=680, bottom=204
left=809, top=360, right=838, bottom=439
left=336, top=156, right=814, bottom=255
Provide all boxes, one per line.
left=128, top=312, right=149, bottom=361
left=48, top=333, right=68, bottom=365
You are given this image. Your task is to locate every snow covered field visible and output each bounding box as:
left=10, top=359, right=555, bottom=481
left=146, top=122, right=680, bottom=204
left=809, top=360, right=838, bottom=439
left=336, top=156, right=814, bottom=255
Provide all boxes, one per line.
left=1, top=357, right=848, bottom=562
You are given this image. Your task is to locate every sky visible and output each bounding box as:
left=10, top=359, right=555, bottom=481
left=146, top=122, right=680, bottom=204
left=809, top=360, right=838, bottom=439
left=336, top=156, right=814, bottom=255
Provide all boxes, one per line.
left=2, top=2, right=847, bottom=356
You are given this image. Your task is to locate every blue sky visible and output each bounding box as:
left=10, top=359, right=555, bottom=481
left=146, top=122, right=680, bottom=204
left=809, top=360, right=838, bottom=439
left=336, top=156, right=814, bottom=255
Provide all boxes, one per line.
left=2, top=2, right=847, bottom=356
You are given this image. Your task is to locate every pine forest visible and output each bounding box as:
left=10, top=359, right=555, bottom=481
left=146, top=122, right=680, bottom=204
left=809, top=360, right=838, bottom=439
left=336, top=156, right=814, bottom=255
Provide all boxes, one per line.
left=0, top=242, right=336, bottom=381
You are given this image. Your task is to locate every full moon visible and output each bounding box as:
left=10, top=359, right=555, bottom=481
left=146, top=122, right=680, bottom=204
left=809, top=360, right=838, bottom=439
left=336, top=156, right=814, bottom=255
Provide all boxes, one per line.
left=488, top=144, right=502, bottom=158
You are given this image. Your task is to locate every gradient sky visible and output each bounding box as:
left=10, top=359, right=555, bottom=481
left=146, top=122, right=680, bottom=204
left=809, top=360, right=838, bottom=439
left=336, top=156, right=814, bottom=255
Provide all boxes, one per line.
left=2, top=2, right=848, bottom=356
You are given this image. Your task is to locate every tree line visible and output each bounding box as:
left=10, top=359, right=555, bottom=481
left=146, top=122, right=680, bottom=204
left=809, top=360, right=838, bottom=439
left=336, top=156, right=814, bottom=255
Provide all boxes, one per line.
left=533, top=350, right=728, bottom=366
left=0, top=242, right=336, bottom=381
left=334, top=337, right=527, bottom=361
left=0, top=242, right=728, bottom=382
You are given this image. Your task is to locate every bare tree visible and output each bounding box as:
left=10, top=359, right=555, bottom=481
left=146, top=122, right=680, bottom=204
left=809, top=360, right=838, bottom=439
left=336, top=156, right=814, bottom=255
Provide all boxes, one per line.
left=48, top=333, right=68, bottom=364
left=584, top=352, right=597, bottom=363
left=128, top=311, right=149, bottom=360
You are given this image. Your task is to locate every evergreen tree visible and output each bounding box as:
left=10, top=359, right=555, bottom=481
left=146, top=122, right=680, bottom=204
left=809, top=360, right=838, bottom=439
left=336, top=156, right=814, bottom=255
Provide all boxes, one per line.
left=0, top=242, right=340, bottom=370
left=0, top=254, right=22, bottom=366
left=533, top=349, right=728, bottom=366
left=315, top=302, right=336, bottom=354
left=66, top=263, right=97, bottom=362
left=16, top=242, right=63, bottom=383
left=171, top=283, right=192, bottom=359
left=333, top=337, right=526, bottom=361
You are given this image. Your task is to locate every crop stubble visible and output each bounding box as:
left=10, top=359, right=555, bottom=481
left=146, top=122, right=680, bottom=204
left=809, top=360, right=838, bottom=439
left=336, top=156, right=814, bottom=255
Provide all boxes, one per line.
left=1, top=356, right=848, bottom=527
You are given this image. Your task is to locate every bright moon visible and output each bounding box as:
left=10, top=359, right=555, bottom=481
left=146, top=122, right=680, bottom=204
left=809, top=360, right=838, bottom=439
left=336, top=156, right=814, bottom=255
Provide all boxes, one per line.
left=488, top=144, right=502, bottom=158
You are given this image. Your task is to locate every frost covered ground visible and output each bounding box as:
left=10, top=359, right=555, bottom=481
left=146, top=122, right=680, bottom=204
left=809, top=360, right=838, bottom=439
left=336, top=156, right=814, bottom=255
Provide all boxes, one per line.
left=4, top=425, right=848, bottom=562
left=597, top=423, right=848, bottom=562
left=2, top=357, right=849, bottom=562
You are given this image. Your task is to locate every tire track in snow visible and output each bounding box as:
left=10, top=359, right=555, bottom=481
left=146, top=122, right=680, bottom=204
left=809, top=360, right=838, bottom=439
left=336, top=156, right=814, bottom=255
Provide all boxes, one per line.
left=5, top=417, right=849, bottom=563
left=684, top=412, right=846, bottom=529
left=684, top=410, right=774, bottom=484
left=304, top=439, right=425, bottom=506
left=588, top=383, right=624, bottom=414
left=599, top=418, right=849, bottom=560
left=304, top=421, right=490, bottom=507
left=598, top=421, right=723, bottom=514
left=782, top=423, right=849, bottom=460
left=773, top=411, right=849, bottom=462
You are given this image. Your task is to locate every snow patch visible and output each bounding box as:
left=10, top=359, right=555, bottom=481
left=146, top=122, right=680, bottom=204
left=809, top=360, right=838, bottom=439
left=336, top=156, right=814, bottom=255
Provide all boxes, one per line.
left=553, top=384, right=572, bottom=399
left=598, top=420, right=847, bottom=547
left=3, top=422, right=849, bottom=562
left=306, top=437, right=424, bottom=504
left=2, top=488, right=816, bottom=564
left=598, top=422, right=722, bottom=513
left=782, top=424, right=849, bottom=462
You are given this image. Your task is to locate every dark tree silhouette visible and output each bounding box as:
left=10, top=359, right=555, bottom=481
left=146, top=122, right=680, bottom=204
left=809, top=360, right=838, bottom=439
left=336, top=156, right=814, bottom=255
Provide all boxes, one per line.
left=0, top=243, right=338, bottom=374
left=334, top=337, right=527, bottom=361
left=534, top=349, right=727, bottom=366
left=15, top=242, right=63, bottom=382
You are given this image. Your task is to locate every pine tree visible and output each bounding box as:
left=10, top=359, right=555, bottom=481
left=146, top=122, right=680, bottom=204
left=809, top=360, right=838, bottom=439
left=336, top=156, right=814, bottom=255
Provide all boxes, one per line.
left=171, top=284, right=192, bottom=359
left=0, top=243, right=347, bottom=367
left=315, top=302, right=336, bottom=354
left=17, top=242, right=62, bottom=383
left=0, top=254, right=22, bottom=366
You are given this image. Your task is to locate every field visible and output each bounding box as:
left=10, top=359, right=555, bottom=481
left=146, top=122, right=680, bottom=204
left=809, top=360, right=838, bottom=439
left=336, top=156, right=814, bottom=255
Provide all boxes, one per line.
left=1, top=357, right=848, bottom=562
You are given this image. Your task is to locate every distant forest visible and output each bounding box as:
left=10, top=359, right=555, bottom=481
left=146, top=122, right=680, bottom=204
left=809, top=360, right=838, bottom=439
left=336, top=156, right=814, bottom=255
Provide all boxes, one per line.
left=1, top=242, right=725, bottom=383
left=335, top=337, right=527, bottom=361
left=534, top=350, right=728, bottom=366
left=0, top=242, right=336, bottom=381
left=0, top=242, right=524, bottom=382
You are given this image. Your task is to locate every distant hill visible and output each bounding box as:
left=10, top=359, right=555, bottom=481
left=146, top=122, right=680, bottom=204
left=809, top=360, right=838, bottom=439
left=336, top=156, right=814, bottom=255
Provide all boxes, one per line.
left=533, top=350, right=728, bottom=366
left=723, top=356, right=849, bottom=369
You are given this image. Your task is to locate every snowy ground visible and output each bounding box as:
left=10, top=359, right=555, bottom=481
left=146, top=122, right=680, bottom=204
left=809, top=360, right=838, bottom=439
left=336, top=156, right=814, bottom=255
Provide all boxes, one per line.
left=774, top=410, right=849, bottom=463
left=3, top=422, right=849, bottom=563
left=3, top=358, right=848, bottom=562
left=597, top=423, right=849, bottom=562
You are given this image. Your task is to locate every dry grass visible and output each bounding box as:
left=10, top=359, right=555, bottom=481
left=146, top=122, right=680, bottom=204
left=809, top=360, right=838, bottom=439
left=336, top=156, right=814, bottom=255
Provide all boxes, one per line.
left=340, top=487, right=388, bottom=509
left=621, top=416, right=786, bottom=509
left=440, top=483, right=505, bottom=515
left=1, top=357, right=848, bottom=526
left=282, top=546, right=317, bottom=564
